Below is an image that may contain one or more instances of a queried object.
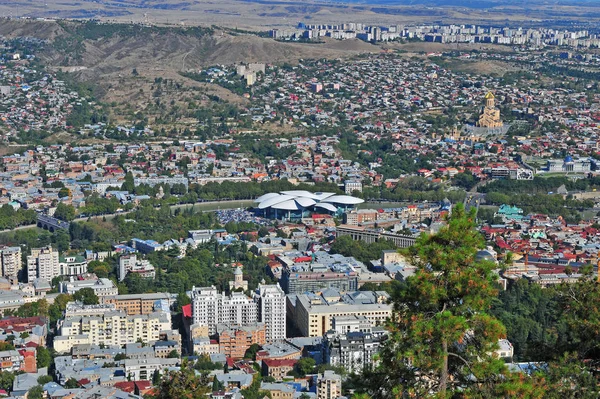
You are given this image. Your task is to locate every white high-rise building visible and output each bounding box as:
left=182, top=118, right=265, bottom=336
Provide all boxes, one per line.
left=0, top=247, right=21, bottom=282
left=27, top=246, right=59, bottom=283
left=190, top=286, right=257, bottom=334
left=255, top=284, right=286, bottom=343
left=119, top=254, right=137, bottom=281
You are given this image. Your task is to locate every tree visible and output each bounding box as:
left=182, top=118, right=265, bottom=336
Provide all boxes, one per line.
left=542, top=353, right=600, bottom=398
left=87, top=260, right=111, bottom=278
left=375, top=204, right=523, bottom=398
left=452, top=172, right=478, bottom=191
left=153, top=369, right=161, bottom=385
left=121, top=172, right=135, bottom=193
left=48, top=294, right=73, bottom=323
left=36, top=346, right=53, bottom=369
left=176, top=292, right=191, bottom=313
left=167, top=350, right=180, bottom=359
left=37, top=375, right=53, bottom=385
left=296, top=357, right=316, bottom=377
left=58, top=187, right=71, bottom=199
left=54, top=202, right=76, bottom=222
left=0, top=342, right=14, bottom=351
left=212, top=376, right=224, bottom=391
left=244, top=343, right=261, bottom=360
left=554, top=266, right=600, bottom=359
left=0, top=371, right=14, bottom=392
left=258, top=227, right=270, bottom=238
left=73, top=287, right=99, bottom=305
left=115, top=353, right=127, bottom=361
left=28, top=385, right=44, bottom=399
left=64, top=378, right=80, bottom=388
left=148, top=361, right=211, bottom=399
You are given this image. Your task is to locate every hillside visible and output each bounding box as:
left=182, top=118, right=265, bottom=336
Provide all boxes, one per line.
left=0, top=19, right=378, bottom=77
left=0, top=19, right=380, bottom=129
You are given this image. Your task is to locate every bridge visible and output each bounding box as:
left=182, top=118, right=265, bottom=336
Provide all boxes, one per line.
left=336, top=225, right=416, bottom=248
left=37, top=214, right=70, bottom=232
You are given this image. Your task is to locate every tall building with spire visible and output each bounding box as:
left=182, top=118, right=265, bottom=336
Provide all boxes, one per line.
left=477, top=92, right=503, bottom=128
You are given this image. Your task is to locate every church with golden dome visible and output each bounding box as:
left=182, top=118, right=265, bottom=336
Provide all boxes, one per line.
left=477, top=91, right=503, bottom=128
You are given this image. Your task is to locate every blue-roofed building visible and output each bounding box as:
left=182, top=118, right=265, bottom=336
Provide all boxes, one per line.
left=131, top=238, right=163, bottom=254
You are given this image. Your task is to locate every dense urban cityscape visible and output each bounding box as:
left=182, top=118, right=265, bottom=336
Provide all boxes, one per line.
left=0, top=2, right=599, bottom=397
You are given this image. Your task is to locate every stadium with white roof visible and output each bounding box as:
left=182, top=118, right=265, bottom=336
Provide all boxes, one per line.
left=254, top=191, right=364, bottom=220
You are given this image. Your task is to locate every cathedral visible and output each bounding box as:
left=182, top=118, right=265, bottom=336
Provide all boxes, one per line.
left=477, top=92, right=503, bottom=128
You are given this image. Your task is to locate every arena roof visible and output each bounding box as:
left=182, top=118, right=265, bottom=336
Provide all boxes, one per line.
left=254, top=191, right=364, bottom=213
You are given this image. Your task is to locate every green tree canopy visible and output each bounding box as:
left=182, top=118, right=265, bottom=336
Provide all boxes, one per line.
left=374, top=204, right=532, bottom=398
left=73, top=287, right=99, bottom=305
left=36, top=346, right=53, bottom=369
left=148, top=361, right=211, bottom=399
left=54, top=202, right=76, bottom=222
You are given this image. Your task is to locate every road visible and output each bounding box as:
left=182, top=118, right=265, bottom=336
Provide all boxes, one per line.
left=464, top=192, right=486, bottom=213
left=0, top=199, right=255, bottom=235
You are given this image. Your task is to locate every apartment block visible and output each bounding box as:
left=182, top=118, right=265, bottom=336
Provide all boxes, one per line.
left=261, top=359, right=297, bottom=381
left=53, top=303, right=172, bottom=353
left=27, top=246, right=59, bottom=282
left=190, top=286, right=257, bottom=335
left=0, top=247, right=21, bottom=282
left=288, top=290, right=391, bottom=337
left=317, top=371, right=342, bottom=399
left=217, top=323, right=266, bottom=359
left=103, top=293, right=175, bottom=315
left=255, top=284, right=287, bottom=343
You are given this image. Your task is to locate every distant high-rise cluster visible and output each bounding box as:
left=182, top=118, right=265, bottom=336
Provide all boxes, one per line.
left=270, top=22, right=599, bottom=49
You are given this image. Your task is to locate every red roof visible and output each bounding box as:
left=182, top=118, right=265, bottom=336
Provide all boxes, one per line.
left=294, top=256, right=312, bottom=263
left=115, top=382, right=135, bottom=393
left=262, top=359, right=298, bottom=367
left=18, top=349, right=35, bottom=358
left=135, top=381, right=152, bottom=391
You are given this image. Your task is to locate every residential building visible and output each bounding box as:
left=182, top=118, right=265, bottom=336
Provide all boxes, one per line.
left=316, top=370, right=342, bottom=399
left=0, top=247, right=21, bottom=282
left=260, top=382, right=295, bottom=399
left=131, top=238, right=164, bottom=254
left=103, top=293, right=176, bottom=315
left=281, top=269, right=358, bottom=295
left=123, top=357, right=179, bottom=381
left=255, top=284, right=287, bottom=343
left=323, top=328, right=387, bottom=374
left=27, top=246, right=59, bottom=282
left=331, top=315, right=372, bottom=334
left=60, top=277, right=118, bottom=297
left=119, top=254, right=155, bottom=281
left=289, top=291, right=391, bottom=337
left=54, top=304, right=172, bottom=352
left=0, top=290, right=25, bottom=315
left=217, top=323, right=266, bottom=359
left=0, top=350, right=27, bottom=372
left=261, top=359, right=297, bottom=381
left=190, top=286, right=257, bottom=334
left=344, top=180, right=362, bottom=194
left=192, top=337, right=220, bottom=355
